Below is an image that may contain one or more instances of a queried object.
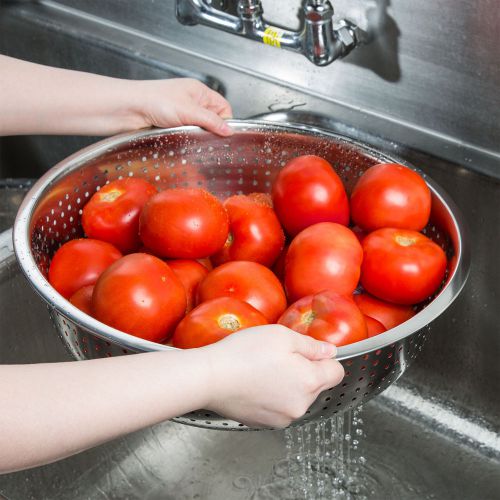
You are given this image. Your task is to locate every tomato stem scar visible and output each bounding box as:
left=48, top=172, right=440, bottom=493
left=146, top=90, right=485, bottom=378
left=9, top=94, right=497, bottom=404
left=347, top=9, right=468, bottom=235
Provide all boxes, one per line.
left=302, top=310, right=317, bottom=326
left=218, top=313, right=241, bottom=331
left=395, top=235, right=417, bottom=247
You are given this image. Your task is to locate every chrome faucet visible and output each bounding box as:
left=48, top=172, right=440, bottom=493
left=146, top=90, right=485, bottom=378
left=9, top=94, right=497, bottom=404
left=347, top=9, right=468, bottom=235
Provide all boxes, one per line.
left=176, top=0, right=369, bottom=66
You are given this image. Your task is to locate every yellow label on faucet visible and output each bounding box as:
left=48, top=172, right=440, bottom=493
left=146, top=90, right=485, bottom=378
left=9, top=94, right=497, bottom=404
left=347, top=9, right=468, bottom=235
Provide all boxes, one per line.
left=263, top=26, right=283, bottom=48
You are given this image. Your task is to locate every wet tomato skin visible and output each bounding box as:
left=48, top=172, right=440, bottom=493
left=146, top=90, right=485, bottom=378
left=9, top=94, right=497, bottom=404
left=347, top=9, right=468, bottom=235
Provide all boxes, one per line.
left=167, top=259, right=209, bottom=313
left=272, top=155, right=349, bottom=236
left=172, top=297, right=268, bottom=349
left=361, top=228, right=447, bottom=305
left=82, top=178, right=157, bottom=253
left=139, top=188, right=229, bottom=259
left=69, top=285, right=95, bottom=316
left=354, top=292, right=415, bottom=330
left=278, top=291, right=368, bottom=347
left=92, top=253, right=186, bottom=343
left=285, top=223, right=363, bottom=302
left=49, top=238, right=122, bottom=299
left=211, top=194, right=285, bottom=268
left=197, top=261, right=287, bottom=323
left=350, top=163, right=431, bottom=232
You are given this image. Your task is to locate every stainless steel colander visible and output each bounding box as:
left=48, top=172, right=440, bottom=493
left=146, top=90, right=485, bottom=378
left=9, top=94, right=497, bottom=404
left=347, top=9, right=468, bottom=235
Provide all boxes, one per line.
left=13, top=120, right=470, bottom=430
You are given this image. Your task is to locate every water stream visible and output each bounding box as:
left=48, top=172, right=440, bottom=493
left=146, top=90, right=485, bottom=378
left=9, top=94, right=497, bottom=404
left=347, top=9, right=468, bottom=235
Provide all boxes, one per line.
left=242, top=407, right=367, bottom=499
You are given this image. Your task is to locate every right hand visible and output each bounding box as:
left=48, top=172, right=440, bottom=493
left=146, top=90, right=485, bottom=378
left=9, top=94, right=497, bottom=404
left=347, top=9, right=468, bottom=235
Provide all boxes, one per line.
left=200, top=325, right=345, bottom=428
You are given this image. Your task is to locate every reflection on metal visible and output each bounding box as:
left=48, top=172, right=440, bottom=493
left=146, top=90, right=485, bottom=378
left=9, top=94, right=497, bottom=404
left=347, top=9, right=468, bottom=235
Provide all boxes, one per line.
left=176, top=0, right=370, bottom=66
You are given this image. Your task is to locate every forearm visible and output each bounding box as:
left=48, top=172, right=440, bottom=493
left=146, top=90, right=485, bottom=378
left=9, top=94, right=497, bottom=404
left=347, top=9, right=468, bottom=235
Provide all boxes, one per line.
left=0, top=350, right=210, bottom=473
left=0, top=55, right=146, bottom=136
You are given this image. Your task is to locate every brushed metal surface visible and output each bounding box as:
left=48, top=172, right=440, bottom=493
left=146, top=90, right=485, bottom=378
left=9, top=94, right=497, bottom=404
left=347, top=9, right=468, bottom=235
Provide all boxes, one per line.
left=42, top=0, right=500, bottom=172
left=0, top=0, right=499, bottom=175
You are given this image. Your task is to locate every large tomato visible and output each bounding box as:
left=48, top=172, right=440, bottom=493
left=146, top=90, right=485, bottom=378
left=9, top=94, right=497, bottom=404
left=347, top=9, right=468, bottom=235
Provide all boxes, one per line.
left=69, top=285, right=94, bottom=316
left=285, top=223, right=363, bottom=302
left=82, top=178, right=157, bottom=253
left=168, top=259, right=209, bottom=313
left=172, top=297, right=268, bottom=348
left=197, top=261, right=287, bottom=322
left=278, top=291, right=368, bottom=347
left=350, top=163, right=431, bottom=231
left=272, top=155, right=349, bottom=236
left=361, top=228, right=447, bottom=305
left=139, top=188, right=229, bottom=259
left=354, top=292, right=415, bottom=330
left=49, top=239, right=122, bottom=299
left=92, top=253, right=186, bottom=342
left=211, top=194, right=285, bottom=267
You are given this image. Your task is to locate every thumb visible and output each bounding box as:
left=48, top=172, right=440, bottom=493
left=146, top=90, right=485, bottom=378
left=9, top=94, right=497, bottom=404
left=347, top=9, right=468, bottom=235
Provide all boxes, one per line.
left=293, top=334, right=337, bottom=361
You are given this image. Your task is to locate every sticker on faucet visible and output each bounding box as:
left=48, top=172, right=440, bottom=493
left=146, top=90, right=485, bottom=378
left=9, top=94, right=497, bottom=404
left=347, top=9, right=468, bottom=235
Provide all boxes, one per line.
left=263, top=27, right=284, bottom=48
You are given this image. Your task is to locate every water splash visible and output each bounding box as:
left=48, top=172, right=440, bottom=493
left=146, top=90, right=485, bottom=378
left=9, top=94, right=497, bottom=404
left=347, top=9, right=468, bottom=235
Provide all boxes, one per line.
left=282, top=407, right=366, bottom=499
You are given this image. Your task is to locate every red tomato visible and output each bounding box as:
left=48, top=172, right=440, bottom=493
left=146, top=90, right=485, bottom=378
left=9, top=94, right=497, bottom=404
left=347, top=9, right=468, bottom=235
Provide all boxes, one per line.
left=168, top=259, right=209, bottom=313
left=350, top=163, right=431, bottom=232
left=69, top=285, right=94, bottom=316
left=354, top=292, right=415, bottom=330
left=49, top=239, right=122, bottom=299
left=139, top=188, right=229, bottom=259
left=285, top=223, right=363, bottom=302
left=197, top=261, right=287, bottom=323
left=211, top=195, right=285, bottom=267
left=364, top=315, right=386, bottom=337
left=272, top=155, right=349, bottom=236
left=92, top=253, right=186, bottom=342
left=82, top=178, right=157, bottom=253
left=278, top=291, right=368, bottom=347
left=361, top=228, right=447, bottom=305
left=172, top=297, right=268, bottom=348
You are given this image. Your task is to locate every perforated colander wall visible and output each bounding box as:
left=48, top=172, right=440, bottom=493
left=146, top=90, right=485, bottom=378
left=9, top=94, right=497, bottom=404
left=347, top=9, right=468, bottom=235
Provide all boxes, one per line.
left=15, top=122, right=467, bottom=430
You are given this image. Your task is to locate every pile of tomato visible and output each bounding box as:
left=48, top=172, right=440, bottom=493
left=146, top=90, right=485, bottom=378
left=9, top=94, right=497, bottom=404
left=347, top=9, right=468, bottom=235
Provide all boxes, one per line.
left=48, top=155, right=447, bottom=349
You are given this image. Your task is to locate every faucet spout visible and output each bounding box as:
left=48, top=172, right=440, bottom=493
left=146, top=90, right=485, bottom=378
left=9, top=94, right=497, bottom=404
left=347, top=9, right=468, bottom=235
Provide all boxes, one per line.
left=176, top=0, right=368, bottom=66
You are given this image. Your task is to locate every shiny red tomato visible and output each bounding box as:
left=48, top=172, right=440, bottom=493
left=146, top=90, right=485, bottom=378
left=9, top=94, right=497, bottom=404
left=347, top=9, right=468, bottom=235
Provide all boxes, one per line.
left=92, top=253, right=186, bottom=342
left=354, top=292, right=415, bottom=330
left=168, top=259, right=209, bottom=313
left=197, top=261, right=287, bottom=323
left=139, top=188, right=229, bottom=259
left=350, top=163, right=431, bottom=232
left=364, top=315, right=386, bottom=337
left=211, top=194, right=285, bottom=267
left=49, top=239, right=122, bottom=299
left=82, top=178, right=157, bottom=253
left=361, top=228, right=447, bottom=305
left=278, top=291, right=368, bottom=347
left=272, top=155, right=349, bottom=236
left=172, top=297, right=268, bottom=348
left=285, top=223, right=363, bottom=302
left=69, top=285, right=94, bottom=316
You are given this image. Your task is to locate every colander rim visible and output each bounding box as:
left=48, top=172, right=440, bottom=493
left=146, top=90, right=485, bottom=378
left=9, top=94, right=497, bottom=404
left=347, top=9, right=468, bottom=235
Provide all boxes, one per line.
left=12, top=120, right=471, bottom=360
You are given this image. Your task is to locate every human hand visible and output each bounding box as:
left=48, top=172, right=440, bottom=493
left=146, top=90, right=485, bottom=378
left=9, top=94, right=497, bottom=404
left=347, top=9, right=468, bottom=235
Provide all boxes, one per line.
left=200, top=325, right=345, bottom=428
left=133, top=78, right=233, bottom=137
